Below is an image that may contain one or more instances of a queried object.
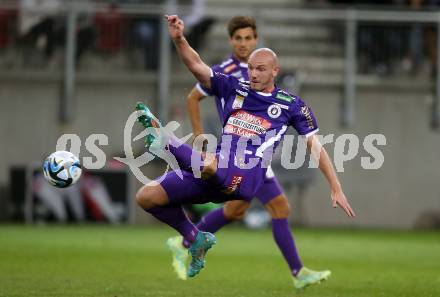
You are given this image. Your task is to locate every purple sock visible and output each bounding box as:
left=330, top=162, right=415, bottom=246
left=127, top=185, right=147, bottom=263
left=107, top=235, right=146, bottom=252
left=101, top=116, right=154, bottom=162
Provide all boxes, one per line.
left=197, top=207, right=231, bottom=233
left=182, top=207, right=231, bottom=248
left=147, top=205, right=198, bottom=244
left=272, top=218, right=303, bottom=276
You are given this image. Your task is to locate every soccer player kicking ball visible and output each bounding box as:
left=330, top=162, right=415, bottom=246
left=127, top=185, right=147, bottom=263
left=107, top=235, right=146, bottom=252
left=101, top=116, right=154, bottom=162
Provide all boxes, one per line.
left=134, top=14, right=355, bottom=283
left=165, top=15, right=335, bottom=289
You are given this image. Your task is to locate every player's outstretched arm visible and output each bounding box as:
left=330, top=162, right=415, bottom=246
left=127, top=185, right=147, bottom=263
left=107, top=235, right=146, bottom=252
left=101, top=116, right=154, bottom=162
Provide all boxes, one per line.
left=165, top=15, right=212, bottom=89
left=306, top=135, right=356, bottom=217
left=186, top=87, right=206, bottom=137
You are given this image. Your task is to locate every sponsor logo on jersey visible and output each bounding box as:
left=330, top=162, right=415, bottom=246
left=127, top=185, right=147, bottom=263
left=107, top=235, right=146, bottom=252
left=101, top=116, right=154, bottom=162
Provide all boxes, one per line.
left=274, top=102, right=289, bottom=110
left=300, top=106, right=315, bottom=129
left=276, top=92, right=294, bottom=103
left=223, top=175, right=243, bottom=194
left=267, top=104, right=282, bottom=118
left=224, top=110, right=272, bottom=137
left=235, top=89, right=248, bottom=97
left=224, top=63, right=238, bottom=73
left=232, top=95, right=245, bottom=109
left=239, top=81, right=250, bottom=90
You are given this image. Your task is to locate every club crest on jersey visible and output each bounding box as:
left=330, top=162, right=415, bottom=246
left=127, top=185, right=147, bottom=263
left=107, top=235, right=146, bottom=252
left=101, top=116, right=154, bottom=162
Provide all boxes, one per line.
left=267, top=104, right=282, bottom=118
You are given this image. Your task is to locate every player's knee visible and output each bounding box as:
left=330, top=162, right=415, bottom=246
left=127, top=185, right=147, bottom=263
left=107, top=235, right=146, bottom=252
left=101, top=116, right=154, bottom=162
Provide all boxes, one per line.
left=136, top=186, right=152, bottom=209
left=201, top=155, right=218, bottom=179
left=226, top=208, right=246, bottom=220
left=265, top=195, right=290, bottom=219
left=224, top=201, right=249, bottom=220
left=201, top=164, right=216, bottom=179
left=136, top=183, right=168, bottom=209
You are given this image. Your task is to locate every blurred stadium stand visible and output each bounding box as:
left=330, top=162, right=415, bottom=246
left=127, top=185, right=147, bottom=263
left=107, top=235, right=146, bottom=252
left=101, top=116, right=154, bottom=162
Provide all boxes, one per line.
left=0, top=0, right=440, bottom=228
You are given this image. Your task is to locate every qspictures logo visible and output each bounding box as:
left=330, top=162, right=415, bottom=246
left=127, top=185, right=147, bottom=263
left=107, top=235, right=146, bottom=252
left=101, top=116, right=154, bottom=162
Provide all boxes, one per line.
left=55, top=112, right=387, bottom=184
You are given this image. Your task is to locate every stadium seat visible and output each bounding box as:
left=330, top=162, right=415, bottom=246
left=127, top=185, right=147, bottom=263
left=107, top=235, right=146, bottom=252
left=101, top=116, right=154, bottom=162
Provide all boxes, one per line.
left=94, top=5, right=125, bottom=53
left=0, top=8, right=17, bottom=49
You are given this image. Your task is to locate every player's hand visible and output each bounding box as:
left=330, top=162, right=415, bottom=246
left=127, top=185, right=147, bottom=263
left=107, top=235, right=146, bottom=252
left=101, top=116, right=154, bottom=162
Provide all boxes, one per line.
left=331, top=189, right=356, bottom=217
left=165, top=15, right=184, bottom=40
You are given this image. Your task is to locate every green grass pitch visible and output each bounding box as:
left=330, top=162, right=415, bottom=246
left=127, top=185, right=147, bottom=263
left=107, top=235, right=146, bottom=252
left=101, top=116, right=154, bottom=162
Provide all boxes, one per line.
left=0, top=225, right=439, bottom=297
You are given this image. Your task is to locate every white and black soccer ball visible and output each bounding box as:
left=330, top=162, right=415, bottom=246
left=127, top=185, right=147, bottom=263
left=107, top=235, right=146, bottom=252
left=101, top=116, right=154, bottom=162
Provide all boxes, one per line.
left=42, top=151, right=82, bottom=188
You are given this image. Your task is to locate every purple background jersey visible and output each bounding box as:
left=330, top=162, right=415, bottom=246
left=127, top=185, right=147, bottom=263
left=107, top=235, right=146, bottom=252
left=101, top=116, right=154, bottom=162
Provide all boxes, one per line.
left=209, top=70, right=319, bottom=161
left=195, top=55, right=248, bottom=125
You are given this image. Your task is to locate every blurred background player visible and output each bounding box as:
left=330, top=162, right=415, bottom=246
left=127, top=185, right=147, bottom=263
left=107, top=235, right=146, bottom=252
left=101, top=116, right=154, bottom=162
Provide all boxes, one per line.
left=166, top=15, right=332, bottom=289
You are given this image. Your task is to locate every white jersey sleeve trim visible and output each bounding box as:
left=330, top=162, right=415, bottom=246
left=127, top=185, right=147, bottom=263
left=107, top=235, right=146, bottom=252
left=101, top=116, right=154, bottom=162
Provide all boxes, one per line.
left=303, top=128, right=319, bottom=138
left=266, top=165, right=275, bottom=178
left=195, top=83, right=210, bottom=96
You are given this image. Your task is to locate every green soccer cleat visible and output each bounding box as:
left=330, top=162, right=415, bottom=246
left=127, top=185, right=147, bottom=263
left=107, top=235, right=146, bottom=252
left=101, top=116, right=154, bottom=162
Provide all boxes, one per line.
left=191, top=203, right=223, bottom=218
left=135, top=102, right=162, bottom=148
left=187, top=231, right=216, bottom=278
left=292, top=267, right=331, bottom=290
left=166, top=236, right=189, bottom=280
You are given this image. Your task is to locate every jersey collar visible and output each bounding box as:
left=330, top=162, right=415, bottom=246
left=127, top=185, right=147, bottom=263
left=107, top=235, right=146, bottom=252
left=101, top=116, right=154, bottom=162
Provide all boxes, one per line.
left=231, top=54, right=248, bottom=68
left=256, top=85, right=279, bottom=97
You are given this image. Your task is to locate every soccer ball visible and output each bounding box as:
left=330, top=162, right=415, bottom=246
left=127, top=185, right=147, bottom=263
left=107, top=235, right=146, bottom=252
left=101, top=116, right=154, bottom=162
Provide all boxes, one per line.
left=42, top=151, right=82, bottom=188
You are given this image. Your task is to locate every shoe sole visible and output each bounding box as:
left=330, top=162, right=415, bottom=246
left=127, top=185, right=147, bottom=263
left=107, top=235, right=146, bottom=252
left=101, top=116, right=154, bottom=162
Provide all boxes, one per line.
left=295, top=271, right=332, bottom=290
